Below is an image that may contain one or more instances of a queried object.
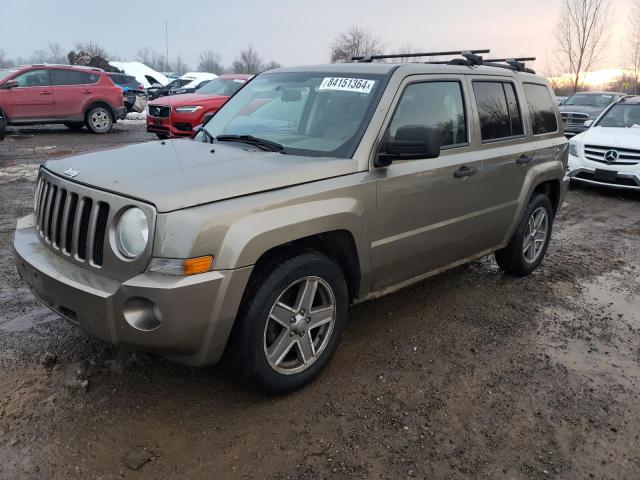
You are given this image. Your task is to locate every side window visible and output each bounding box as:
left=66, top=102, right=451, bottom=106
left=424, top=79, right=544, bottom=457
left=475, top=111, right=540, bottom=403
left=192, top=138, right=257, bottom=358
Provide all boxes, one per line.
left=473, top=81, right=524, bottom=141
left=13, top=69, right=49, bottom=87
left=523, top=83, right=559, bottom=135
left=389, top=81, right=467, bottom=147
left=51, top=69, right=99, bottom=86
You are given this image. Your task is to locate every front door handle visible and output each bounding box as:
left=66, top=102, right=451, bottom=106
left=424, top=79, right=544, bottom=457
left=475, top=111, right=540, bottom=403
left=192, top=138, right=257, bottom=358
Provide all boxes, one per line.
left=516, top=155, right=533, bottom=165
left=39, top=91, right=52, bottom=95
left=453, top=166, right=477, bottom=178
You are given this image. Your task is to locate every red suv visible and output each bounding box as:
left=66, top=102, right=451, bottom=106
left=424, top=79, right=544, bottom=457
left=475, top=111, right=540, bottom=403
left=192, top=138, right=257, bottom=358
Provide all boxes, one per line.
left=0, top=65, right=127, bottom=134
left=147, top=74, right=252, bottom=138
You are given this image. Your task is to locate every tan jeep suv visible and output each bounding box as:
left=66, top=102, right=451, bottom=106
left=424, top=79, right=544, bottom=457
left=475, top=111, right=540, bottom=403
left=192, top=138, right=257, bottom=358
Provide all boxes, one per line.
left=14, top=52, right=568, bottom=393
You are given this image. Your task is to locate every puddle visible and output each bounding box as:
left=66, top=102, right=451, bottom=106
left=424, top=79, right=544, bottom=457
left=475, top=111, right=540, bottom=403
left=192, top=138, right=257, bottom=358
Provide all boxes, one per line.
left=0, top=307, right=59, bottom=332
left=543, top=271, right=640, bottom=388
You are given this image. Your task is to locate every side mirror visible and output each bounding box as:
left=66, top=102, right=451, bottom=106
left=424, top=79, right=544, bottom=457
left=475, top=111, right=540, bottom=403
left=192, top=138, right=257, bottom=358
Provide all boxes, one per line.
left=584, top=119, right=594, bottom=128
left=376, top=125, right=441, bottom=167
left=2, top=80, right=18, bottom=89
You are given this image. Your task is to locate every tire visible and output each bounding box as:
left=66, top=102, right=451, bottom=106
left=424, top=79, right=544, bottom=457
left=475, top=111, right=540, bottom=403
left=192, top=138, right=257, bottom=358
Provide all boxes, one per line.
left=226, top=250, right=349, bottom=394
left=495, top=193, right=554, bottom=276
left=0, top=116, right=5, bottom=141
left=85, top=106, right=113, bottom=134
left=156, top=133, right=169, bottom=140
left=64, top=122, right=84, bottom=131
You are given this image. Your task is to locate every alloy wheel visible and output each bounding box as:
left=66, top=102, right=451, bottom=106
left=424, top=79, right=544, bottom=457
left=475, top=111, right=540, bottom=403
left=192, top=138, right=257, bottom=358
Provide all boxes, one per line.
left=523, top=206, right=548, bottom=263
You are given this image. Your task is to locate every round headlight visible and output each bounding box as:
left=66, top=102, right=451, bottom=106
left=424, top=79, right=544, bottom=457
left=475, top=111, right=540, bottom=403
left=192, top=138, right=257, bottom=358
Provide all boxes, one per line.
left=115, top=208, right=149, bottom=258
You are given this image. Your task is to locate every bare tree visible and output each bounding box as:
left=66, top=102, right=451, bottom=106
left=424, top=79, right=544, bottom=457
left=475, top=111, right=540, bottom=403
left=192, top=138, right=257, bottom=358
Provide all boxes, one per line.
left=330, top=26, right=384, bottom=63
left=73, top=40, right=109, bottom=58
left=136, top=46, right=166, bottom=72
left=171, top=55, right=189, bottom=75
left=554, top=0, right=613, bottom=93
left=232, top=46, right=263, bottom=74
left=198, top=50, right=224, bottom=74
left=48, top=42, right=66, bottom=64
left=626, top=0, right=640, bottom=94
left=0, top=49, right=12, bottom=68
left=262, top=60, right=282, bottom=71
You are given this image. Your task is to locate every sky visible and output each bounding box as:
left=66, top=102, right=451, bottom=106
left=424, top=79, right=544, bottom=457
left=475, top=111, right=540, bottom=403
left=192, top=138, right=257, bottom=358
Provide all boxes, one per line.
left=0, top=0, right=634, bottom=72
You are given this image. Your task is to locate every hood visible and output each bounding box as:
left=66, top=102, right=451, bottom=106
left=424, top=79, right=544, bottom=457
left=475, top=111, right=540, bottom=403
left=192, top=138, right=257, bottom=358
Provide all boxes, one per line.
left=559, top=104, right=604, bottom=117
left=148, top=93, right=228, bottom=107
left=44, top=140, right=358, bottom=212
left=573, top=126, right=640, bottom=148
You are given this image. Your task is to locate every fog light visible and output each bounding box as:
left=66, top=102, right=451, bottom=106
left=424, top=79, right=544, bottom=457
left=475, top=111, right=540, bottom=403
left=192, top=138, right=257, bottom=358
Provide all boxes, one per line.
left=123, top=297, right=162, bottom=331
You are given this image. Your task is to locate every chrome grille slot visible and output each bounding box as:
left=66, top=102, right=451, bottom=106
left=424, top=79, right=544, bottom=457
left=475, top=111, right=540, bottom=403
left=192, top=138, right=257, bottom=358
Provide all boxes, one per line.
left=76, top=198, right=93, bottom=260
left=33, top=169, right=156, bottom=280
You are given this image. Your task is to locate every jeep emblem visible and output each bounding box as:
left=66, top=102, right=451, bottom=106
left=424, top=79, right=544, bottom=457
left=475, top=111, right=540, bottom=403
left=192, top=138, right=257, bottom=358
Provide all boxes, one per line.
left=64, top=168, right=79, bottom=178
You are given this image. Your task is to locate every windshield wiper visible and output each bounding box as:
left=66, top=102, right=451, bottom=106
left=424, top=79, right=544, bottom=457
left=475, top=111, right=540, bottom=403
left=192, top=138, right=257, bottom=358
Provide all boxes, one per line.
left=215, top=134, right=284, bottom=152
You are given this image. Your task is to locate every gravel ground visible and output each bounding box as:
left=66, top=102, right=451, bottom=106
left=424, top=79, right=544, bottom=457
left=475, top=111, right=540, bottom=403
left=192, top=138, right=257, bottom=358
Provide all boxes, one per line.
left=0, top=123, right=639, bottom=480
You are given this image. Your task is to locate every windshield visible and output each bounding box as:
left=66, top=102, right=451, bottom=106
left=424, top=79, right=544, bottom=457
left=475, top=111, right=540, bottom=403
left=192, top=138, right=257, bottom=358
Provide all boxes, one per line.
left=596, top=104, right=640, bottom=128
left=0, top=68, right=18, bottom=81
left=197, top=78, right=246, bottom=96
left=203, top=71, right=389, bottom=158
left=564, top=93, right=615, bottom=107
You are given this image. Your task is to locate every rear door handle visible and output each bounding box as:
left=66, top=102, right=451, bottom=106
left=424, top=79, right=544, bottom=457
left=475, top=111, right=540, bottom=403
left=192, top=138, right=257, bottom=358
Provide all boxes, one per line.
left=82, top=90, right=93, bottom=94
left=453, top=166, right=477, bottom=178
left=39, top=91, right=52, bottom=95
left=516, top=155, right=533, bottom=165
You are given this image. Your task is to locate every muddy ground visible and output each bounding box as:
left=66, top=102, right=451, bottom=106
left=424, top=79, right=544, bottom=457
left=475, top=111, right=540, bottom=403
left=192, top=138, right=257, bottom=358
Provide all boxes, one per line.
left=0, top=123, right=639, bottom=480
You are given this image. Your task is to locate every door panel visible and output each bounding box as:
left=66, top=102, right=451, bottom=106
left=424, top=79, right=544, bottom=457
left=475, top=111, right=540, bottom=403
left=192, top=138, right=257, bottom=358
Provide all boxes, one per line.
left=466, top=77, right=536, bottom=252
left=2, top=69, right=54, bottom=121
left=51, top=69, right=100, bottom=120
left=370, top=76, right=482, bottom=291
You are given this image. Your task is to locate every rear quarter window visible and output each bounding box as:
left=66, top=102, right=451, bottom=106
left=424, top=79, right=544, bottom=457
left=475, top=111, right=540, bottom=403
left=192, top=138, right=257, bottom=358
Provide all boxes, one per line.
left=523, top=83, right=558, bottom=135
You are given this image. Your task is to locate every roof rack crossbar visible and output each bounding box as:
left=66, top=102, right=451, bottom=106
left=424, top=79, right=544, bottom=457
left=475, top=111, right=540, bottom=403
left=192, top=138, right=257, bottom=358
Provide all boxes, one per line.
left=352, top=49, right=490, bottom=63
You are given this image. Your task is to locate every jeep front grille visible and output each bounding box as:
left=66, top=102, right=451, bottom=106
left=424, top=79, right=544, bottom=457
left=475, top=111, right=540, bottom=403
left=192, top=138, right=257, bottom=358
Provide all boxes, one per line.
left=33, top=169, right=156, bottom=281
left=35, top=177, right=110, bottom=266
left=149, top=105, right=171, bottom=118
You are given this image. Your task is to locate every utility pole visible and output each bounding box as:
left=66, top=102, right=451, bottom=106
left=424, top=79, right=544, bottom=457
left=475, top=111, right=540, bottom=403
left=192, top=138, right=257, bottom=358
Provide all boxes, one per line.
left=165, top=20, right=169, bottom=73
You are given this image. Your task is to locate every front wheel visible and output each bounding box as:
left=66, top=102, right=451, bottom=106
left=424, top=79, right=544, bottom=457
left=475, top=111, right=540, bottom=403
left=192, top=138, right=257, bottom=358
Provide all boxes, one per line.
left=85, top=106, right=113, bottom=134
left=495, top=194, right=554, bottom=276
left=226, top=250, right=348, bottom=394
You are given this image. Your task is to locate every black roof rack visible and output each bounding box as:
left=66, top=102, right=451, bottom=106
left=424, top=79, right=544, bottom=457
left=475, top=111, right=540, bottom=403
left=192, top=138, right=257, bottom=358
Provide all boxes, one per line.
left=352, top=49, right=537, bottom=74
left=351, top=49, right=490, bottom=63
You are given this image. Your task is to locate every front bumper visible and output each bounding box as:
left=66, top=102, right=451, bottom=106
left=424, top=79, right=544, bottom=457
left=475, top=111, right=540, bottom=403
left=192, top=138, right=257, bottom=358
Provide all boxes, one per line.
left=13, top=214, right=252, bottom=366
left=146, top=111, right=203, bottom=138
left=567, top=154, right=640, bottom=190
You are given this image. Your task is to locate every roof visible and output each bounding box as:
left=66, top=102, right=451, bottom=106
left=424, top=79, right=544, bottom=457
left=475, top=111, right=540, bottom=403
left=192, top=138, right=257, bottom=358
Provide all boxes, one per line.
left=271, top=62, right=544, bottom=79
left=17, top=64, right=104, bottom=72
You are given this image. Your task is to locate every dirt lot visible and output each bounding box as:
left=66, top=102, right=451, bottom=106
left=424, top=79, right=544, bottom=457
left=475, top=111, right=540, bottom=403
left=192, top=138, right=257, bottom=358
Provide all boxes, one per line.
left=0, top=123, right=639, bottom=480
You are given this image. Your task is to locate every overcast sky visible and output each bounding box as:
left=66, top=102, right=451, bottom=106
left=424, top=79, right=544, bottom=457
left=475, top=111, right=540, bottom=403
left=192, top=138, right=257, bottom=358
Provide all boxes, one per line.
left=0, top=0, right=633, bottom=71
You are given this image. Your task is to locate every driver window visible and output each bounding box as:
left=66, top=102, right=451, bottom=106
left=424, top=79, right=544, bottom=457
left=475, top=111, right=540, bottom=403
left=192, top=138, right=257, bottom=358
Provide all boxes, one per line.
left=389, top=81, right=467, bottom=147
left=14, top=69, right=50, bottom=88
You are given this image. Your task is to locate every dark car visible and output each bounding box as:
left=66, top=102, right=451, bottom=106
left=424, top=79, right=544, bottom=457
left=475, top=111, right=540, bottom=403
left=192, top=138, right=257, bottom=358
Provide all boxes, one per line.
left=108, top=73, right=146, bottom=112
left=171, top=79, right=212, bottom=95
left=559, top=92, right=627, bottom=137
left=0, top=111, right=5, bottom=141
left=147, top=78, right=190, bottom=100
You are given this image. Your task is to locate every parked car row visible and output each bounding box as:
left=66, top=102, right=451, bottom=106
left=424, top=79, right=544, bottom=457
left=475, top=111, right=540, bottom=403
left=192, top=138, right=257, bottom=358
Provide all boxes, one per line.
left=146, top=74, right=252, bottom=138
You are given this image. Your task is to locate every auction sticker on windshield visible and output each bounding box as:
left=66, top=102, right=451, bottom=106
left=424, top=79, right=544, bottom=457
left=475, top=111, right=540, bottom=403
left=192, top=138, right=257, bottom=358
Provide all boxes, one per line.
left=319, top=77, right=375, bottom=94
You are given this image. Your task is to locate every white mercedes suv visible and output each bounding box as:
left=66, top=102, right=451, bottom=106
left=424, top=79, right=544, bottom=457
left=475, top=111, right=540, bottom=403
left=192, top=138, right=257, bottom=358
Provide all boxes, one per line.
left=568, top=96, right=640, bottom=190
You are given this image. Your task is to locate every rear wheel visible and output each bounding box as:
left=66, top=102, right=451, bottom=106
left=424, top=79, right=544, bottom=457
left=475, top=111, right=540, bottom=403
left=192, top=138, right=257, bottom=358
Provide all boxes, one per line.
left=226, top=250, right=348, bottom=394
left=85, top=106, right=113, bottom=134
left=495, top=194, right=553, bottom=276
